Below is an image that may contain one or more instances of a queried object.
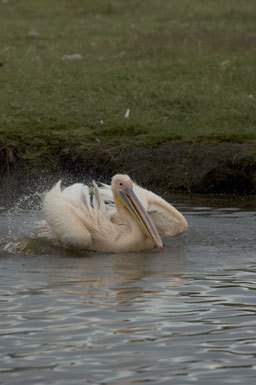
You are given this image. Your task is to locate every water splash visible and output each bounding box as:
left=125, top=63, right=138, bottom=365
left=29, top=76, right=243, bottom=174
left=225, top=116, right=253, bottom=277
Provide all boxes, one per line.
left=0, top=190, right=45, bottom=253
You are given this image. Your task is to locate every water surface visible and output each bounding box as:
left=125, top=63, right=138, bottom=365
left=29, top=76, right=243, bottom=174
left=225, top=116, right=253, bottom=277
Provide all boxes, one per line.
left=0, top=194, right=255, bottom=385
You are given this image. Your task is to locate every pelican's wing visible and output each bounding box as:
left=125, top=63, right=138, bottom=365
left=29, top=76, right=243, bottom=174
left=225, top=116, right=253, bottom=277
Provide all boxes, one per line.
left=147, top=204, right=184, bottom=238
left=42, top=181, right=124, bottom=251
left=97, top=183, right=116, bottom=215
left=61, top=182, right=91, bottom=205
left=42, top=180, right=93, bottom=248
left=133, top=184, right=188, bottom=238
left=98, top=183, right=115, bottom=204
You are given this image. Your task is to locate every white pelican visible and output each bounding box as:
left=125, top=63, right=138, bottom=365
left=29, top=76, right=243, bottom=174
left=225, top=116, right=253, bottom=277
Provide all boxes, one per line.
left=40, top=174, right=187, bottom=253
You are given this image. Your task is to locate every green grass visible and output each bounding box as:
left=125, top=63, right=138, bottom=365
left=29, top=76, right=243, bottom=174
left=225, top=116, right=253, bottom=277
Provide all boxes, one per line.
left=0, top=0, right=256, bottom=163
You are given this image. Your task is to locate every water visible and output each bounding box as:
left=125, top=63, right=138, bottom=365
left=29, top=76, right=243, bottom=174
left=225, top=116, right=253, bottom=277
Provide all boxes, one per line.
left=0, top=193, right=255, bottom=385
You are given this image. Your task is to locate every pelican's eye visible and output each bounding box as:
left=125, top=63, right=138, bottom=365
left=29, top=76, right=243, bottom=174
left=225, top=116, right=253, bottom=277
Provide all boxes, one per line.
left=119, top=182, right=123, bottom=186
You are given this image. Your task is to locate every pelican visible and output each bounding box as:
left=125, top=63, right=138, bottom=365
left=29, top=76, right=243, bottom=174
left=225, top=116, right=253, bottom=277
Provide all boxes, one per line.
left=39, top=174, right=187, bottom=253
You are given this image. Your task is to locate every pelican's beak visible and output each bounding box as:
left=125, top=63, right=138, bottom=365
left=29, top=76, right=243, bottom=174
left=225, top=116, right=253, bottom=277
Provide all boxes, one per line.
left=117, top=188, right=163, bottom=250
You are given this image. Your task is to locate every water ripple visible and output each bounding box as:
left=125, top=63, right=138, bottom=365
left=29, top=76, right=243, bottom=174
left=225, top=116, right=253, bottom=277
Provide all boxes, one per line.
left=0, top=199, right=256, bottom=384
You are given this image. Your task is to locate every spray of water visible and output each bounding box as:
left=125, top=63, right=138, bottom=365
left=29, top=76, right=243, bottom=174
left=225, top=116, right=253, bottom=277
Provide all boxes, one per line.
left=1, top=190, right=45, bottom=253
left=0, top=176, right=96, bottom=256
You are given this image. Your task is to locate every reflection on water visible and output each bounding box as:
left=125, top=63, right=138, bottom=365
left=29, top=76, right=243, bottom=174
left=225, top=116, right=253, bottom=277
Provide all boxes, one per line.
left=0, top=194, right=256, bottom=385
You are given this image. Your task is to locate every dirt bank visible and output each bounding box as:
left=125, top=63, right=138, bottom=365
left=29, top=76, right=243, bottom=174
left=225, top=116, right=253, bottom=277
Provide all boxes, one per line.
left=0, top=142, right=255, bottom=204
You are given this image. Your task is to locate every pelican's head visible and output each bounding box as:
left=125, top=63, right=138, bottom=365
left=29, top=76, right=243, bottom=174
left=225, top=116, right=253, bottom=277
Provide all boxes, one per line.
left=111, top=174, right=163, bottom=250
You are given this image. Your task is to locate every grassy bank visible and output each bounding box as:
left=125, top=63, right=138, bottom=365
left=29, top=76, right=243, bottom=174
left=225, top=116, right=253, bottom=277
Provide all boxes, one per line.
left=0, top=0, right=256, bottom=166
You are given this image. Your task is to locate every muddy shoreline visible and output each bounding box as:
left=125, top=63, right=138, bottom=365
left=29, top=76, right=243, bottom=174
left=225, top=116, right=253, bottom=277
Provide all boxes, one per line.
left=0, top=142, right=255, bottom=204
